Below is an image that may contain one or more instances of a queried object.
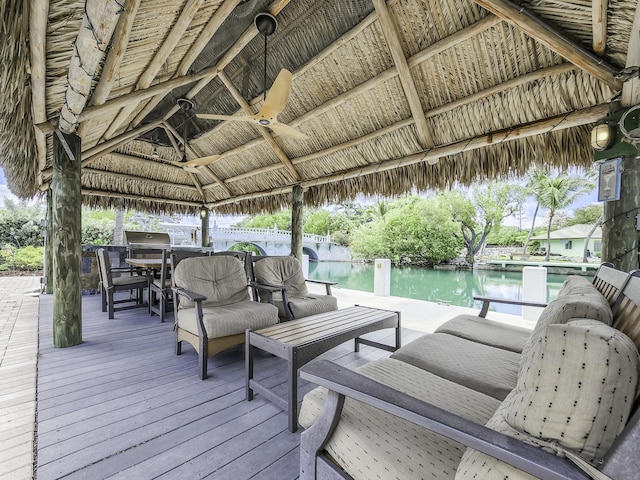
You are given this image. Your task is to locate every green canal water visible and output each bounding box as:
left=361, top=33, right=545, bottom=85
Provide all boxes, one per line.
left=308, top=261, right=573, bottom=315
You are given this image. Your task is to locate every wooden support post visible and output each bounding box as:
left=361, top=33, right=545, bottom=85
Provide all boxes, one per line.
left=291, top=185, right=303, bottom=261
left=602, top=157, right=640, bottom=272
left=45, top=189, right=53, bottom=294
left=200, top=207, right=210, bottom=247
left=52, top=130, right=82, bottom=347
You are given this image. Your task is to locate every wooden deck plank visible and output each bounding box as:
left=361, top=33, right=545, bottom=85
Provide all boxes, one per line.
left=37, top=292, right=424, bottom=479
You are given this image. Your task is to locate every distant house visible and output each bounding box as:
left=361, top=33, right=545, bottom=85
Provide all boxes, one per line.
left=530, top=224, right=602, bottom=258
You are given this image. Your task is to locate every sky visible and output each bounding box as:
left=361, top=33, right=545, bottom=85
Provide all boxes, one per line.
left=0, top=169, right=19, bottom=204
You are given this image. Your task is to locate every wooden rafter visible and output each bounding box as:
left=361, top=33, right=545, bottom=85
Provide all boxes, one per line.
left=200, top=63, right=577, bottom=190
left=198, top=15, right=501, bottom=158
left=29, top=0, right=49, bottom=179
left=162, top=121, right=232, bottom=197
left=58, top=0, right=123, bottom=134
left=592, top=0, right=608, bottom=55
left=102, top=0, right=206, bottom=140
left=130, top=0, right=244, bottom=127
left=80, top=189, right=203, bottom=207
left=621, top=3, right=640, bottom=107
left=372, top=0, right=433, bottom=148
left=206, top=104, right=610, bottom=208
left=472, top=0, right=621, bottom=90
left=145, top=0, right=293, bottom=129
left=218, top=71, right=301, bottom=182
left=77, top=0, right=142, bottom=139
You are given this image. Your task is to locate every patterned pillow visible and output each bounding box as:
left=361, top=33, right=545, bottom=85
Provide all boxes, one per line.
left=519, top=294, right=613, bottom=369
left=455, top=320, right=639, bottom=480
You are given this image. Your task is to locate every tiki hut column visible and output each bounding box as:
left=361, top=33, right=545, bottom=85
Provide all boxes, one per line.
left=602, top=157, right=640, bottom=272
left=52, top=130, right=82, bottom=347
left=290, top=185, right=303, bottom=261
left=45, top=189, right=54, bottom=295
left=200, top=207, right=210, bottom=247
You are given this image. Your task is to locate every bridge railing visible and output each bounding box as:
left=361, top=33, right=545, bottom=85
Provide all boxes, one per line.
left=212, top=226, right=330, bottom=243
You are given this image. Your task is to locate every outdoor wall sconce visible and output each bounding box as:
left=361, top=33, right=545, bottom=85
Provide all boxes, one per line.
left=200, top=206, right=208, bottom=219
left=591, top=122, right=615, bottom=151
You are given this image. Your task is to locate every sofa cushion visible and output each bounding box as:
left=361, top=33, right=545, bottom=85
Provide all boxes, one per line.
left=455, top=320, right=640, bottom=480
left=390, top=333, right=520, bottom=400
left=557, top=275, right=595, bottom=296
left=173, top=256, right=250, bottom=309
left=435, top=315, right=532, bottom=353
left=176, top=300, right=279, bottom=338
left=299, top=358, right=501, bottom=480
left=519, top=292, right=613, bottom=369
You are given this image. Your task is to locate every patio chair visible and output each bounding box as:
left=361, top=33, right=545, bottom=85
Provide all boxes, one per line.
left=96, top=248, right=149, bottom=319
left=149, top=248, right=174, bottom=323
left=171, top=254, right=279, bottom=379
left=251, top=255, right=338, bottom=321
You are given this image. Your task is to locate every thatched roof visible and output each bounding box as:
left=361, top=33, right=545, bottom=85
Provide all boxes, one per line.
left=2, top=0, right=639, bottom=215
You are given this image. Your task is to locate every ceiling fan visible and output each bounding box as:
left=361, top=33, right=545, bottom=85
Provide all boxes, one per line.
left=168, top=98, right=220, bottom=172
left=195, top=13, right=307, bottom=140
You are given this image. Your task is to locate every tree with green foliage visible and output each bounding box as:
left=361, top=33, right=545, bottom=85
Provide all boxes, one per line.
left=536, top=174, right=594, bottom=261
left=350, top=196, right=462, bottom=265
left=0, top=199, right=45, bottom=248
left=566, top=204, right=603, bottom=226
left=236, top=209, right=292, bottom=230
left=440, top=183, right=523, bottom=264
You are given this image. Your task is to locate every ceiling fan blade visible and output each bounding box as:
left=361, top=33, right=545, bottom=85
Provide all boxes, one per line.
left=183, top=155, right=220, bottom=167
left=196, top=113, right=255, bottom=123
left=257, top=69, right=292, bottom=121
left=267, top=122, right=308, bottom=140
left=183, top=165, right=202, bottom=174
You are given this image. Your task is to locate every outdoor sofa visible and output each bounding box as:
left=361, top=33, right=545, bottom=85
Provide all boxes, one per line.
left=299, top=264, right=640, bottom=479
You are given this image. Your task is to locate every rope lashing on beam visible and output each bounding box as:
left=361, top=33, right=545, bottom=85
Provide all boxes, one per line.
left=58, top=0, right=125, bottom=134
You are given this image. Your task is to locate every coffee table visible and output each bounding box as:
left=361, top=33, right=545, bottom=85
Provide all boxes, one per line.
left=246, top=305, right=401, bottom=432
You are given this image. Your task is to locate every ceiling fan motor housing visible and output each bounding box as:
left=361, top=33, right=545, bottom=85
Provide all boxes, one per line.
left=255, top=12, right=277, bottom=36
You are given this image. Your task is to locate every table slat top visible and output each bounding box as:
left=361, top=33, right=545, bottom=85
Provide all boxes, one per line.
left=252, top=306, right=398, bottom=347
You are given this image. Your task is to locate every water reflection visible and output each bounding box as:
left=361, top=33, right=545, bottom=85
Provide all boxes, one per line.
left=308, top=261, right=567, bottom=315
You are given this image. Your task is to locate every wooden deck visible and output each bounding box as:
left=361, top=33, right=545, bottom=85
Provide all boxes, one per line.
left=37, top=293, right=421, bottom=479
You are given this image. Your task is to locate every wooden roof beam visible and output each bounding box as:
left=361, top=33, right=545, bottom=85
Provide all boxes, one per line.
left=621, top=3, right=640, bottom=106
left=201, top=62, right=577, bottom=190
left=77, top=0, right=142, bottom=140
left=162, top=121, right=232, bottom=197
left=154, top=0, right=291, bottom=125
left=372, top=0, right=434, bottom=148
left=81, top=189, right=203, bottom=208
left=218, top=71, right=301, bottom=182
left=592, top=0, right=608, bottom=55
left=58, top=1, right=124, bottom=134
left=197, top=15, right=501, bottom=153
left=29, top=0, right=49, bottom=181
left=207, top=104, right=610, bottom=208
left=101, top=0, right=206, bottom=141
left=472, top=0, right=621, bottom=90
left=130, top=0, right=244, bottom=127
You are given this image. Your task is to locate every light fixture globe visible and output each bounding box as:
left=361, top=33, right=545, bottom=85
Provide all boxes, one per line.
left=199, top=206, right=208, bottom=219
left=591, top=123, right=614, bottom=151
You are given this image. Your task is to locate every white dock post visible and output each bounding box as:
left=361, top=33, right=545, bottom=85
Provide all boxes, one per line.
left=522, top=266, right=547, bottom=326
left=374, top=259, right=391, bottom=296
left=302, top=254, right=309, bottom=279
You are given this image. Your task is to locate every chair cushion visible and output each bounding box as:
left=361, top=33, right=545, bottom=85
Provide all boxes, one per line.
left=254, top=256, right=308, bottom=301
left=288, top=294, right=338, bottom=319
left=455, top=320, right=640, bottom=480
left=299, top=358, right=501, bottom=480
left=390, top=333, right=520, bottom=400
left=152, top=277, right=172, bottom=289
left=177, top=300, right=279, bottom=338
left=557, top=275, right=594, bottom=296
left=112, top=275, right=148, bottom=288
left=435, top=315, right=532, bottom=353
left=173, top=256, right=250, bottom=309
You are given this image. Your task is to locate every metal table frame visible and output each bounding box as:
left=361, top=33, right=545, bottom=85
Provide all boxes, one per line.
left=246, top=305, right=401, bottom=432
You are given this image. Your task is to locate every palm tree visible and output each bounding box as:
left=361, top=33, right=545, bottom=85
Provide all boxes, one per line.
left=522, top=168, right=548, bottom=254
left=538, top=174, right=594, bottom=261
